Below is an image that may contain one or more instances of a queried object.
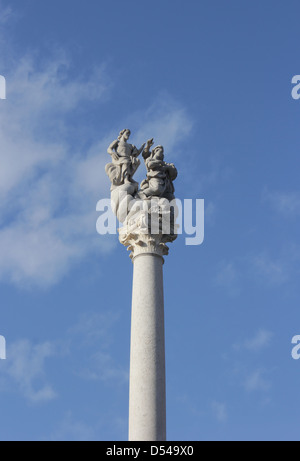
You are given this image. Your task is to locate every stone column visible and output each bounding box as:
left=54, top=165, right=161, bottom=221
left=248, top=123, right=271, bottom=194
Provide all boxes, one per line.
left=129, top=250, right=166, bottom=441
left=104, top=130, right=178, bottom=442
left=119, top=212, right=176, bottom=442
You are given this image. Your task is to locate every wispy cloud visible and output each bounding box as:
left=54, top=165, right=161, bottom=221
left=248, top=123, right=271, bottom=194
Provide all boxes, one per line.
left=0, top=4, right=195, bottom=290
left=0, top=39, right=193, bottom=288
left=253, top=253, right=289, bottom=285
left=0, top=1, right=12, bottom=26
left=49, top=411, right=127, bottom=441
left=244, top=369, right=271, bottom=393
left=1, top=339, right=57, bottom=403
left=215, top=249, right=299, bottom=294
left=0, top=42, right=113, bottom=287
left=68, top=312, right=128, bottom=384
left=123, top=94, right=194, bottom=187
left=229, top=331, right=274, bottom=400
left=244, top=329, right=273, bottom=352
left=263, top=189, right=300, bottom=217
left=211, top=401, right=228, bottom=423
left=214, top=261, right=240, bottom=296
left=130, top=93, right=193, bottom=155
left=233, top=329, right=273, bottom=353
left=0, top=311, right=127, bottom=403
left=50, top=412, right=96, bottom=442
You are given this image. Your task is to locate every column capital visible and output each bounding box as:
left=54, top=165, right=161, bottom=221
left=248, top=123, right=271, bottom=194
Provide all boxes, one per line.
left=119, top=230, right=171, bottom=261
left=118, top=208, right=177, bottom=261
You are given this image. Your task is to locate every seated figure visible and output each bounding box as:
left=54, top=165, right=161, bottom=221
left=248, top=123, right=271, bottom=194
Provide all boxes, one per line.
left=139, top=139, right=177, bottom=201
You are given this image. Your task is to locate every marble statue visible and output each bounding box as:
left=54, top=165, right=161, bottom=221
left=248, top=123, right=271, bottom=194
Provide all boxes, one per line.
left=106, top=129, right=145, bottom=191
left=139, top=138, right=177, bottom=201
left=105, top=130, right=178, bottom=258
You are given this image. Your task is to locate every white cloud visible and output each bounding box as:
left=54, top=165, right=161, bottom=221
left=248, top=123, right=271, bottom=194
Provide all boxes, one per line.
left=233, top=329, right=274, bottom=353
left=263, top=189, right=300, bottom=217
left=68, top=311, right=119, bottom=347
left=50, top=412, right=96, bottom=442
left=0, top=1, right=12, bottom=26
left=124, top=94, right=194, bottom=186
left=0, top=17, right=193, bottom=289
left=68, top=312, right=128, bottom=384
left=253, top=253, right=288, bottom=285
left=205, top=201, right=217, bottom=226
left=211, top=401, right=228, bottom=423
left=214, top=261, right=240, bottom=296
left=1, top=339, right=57, bottom=403
left=244, top=329, right=273, bottom=352
left=127, top=93, right=193, bottom=154
left=49, top=411, right=127, bottom=441
left=0, top=311, right=127, bottom=403
left=80, top=351, right=129, bottom=383
left=244, top=369, right=270, bottom=392
left=0, top=47, right=112, bottom=287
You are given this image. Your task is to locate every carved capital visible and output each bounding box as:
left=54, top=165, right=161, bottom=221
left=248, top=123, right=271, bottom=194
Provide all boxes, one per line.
left=119, top=230, right=172, bottom=261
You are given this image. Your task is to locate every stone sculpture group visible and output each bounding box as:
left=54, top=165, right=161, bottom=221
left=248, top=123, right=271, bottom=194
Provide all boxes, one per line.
left=105, top=129, right=178, bottom=259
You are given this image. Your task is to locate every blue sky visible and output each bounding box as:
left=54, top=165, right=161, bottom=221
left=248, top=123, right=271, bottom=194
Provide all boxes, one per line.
left=0, top=0, right=300, bottom=441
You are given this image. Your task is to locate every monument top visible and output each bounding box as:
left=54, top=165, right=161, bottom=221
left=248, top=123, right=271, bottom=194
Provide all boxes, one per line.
left=105, top=130, right=178, bottom=260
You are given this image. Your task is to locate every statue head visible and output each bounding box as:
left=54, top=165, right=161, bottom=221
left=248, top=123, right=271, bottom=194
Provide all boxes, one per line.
left=153, top=145, right=164, bottom=160
left=118, top=129, right=131, bottom=141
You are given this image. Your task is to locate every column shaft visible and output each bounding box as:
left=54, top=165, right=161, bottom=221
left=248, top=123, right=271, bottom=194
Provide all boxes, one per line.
left=128, top=253, right=166, bottom=441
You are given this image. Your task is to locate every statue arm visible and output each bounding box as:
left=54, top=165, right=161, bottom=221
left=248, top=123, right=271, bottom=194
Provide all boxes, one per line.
left=132, top=143, right=146, bottom=157
left=147, top=159, right=164, bottom=170
left=107, top=140, right=119, bottom=156
left=165, top=163, right=178, bottom=180
left=107, top=140, right=120, bottom=162
left=142, top=138, right=154, bottom=160
left=137, top=143, right=146, bottom=156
